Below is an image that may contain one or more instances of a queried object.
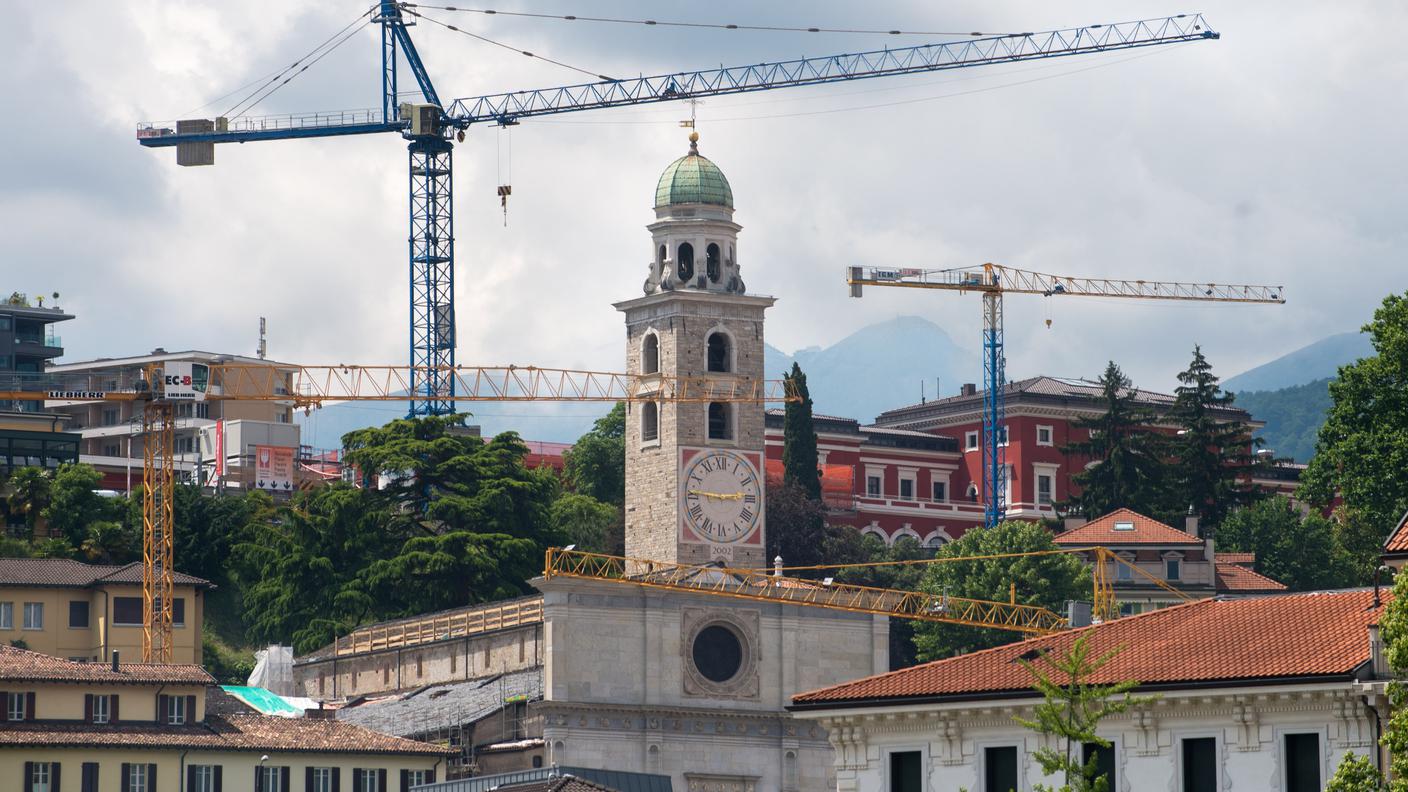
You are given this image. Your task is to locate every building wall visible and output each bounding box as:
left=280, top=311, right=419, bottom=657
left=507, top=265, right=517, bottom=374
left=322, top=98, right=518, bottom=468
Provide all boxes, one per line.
left=795, top=684, right=1374, bottom=792
left=0, top=582, right=203, bottom=664
left=7, top=681, right=207, bottom=723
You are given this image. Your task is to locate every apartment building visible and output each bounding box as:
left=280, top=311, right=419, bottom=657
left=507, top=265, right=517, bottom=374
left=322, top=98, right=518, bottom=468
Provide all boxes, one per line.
left=0, top=295, right=72, bottom=414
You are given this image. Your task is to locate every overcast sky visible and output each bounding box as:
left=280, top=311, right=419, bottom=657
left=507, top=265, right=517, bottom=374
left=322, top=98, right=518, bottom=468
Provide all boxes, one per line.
left=5, top=1, right=1405, bottom=429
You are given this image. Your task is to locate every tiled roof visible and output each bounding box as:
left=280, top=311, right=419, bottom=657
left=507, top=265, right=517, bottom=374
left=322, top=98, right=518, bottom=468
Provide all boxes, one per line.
left=1384, top=510, right=1408, bottom=553
left=0, top=688, right=446, bottom=755
left=0, top=645, right=212, bottom=685
left=792, top=589, right=1381, bottom=707
left=1218, top=552, right=1257, bottom=566
left=497, top=777, right=620, bottom=792
left=1054, top=509, right=1202, bottom=546
left=1215, top=562, right=1288, bottom=592
left=337, top=668, right=541, bottom=738
left=0, top=558, right=211, bottom=589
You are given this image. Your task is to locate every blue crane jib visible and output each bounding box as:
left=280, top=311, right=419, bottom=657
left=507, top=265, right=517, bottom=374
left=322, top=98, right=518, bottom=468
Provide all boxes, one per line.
left=135, top=10, right=1217, bottom=417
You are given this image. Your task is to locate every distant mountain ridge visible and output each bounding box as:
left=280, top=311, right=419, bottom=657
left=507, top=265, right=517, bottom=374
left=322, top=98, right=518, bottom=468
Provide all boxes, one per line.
left=1223, top=332, right=1372, bottom=393
left=1234, top=378, right=1333, bottom=463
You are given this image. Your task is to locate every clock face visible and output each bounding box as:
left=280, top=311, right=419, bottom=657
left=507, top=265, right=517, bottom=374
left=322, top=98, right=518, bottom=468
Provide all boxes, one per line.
left=681, top=450, right=762, bottom=544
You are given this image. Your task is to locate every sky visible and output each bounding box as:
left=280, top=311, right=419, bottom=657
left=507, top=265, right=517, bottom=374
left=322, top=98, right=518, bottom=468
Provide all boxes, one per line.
left=5, top=1, right=1405, bottom=438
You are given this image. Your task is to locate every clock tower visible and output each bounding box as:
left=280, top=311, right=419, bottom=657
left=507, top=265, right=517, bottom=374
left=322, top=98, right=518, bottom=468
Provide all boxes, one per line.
left=616, top=133, right=774, bottom=569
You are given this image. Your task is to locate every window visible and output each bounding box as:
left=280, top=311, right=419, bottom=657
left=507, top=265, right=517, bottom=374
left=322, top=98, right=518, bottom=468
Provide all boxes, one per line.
left=126, top=763, right=152, bottom=792
left=102, top=442, right=121, bottom=457
left=1113, top=520, right=1135, bottom=532
left=259, top=766, right=286, bottom=792
left=984, top=745, right=1018, bottom=792
left=707, top=402, right=732, bottom=440
left=1284, top=733, right=1321, bottom=792
left=706, top=242, right=722, bottom=282
left=166, top=694, right=187, bottom=725
left=641, top=402, right=659, bottom=442
left=311, top=768, right=335, bottom=792
left=69, top=600, right=90, bottom=629
left=965, top=431, right=979, bottom=451
left=176, top=435, right=195, bottom=454
left=1165, top=558, right=1182, bottom=581
left=676, top=242, right=695, bottom=281
left=642, top=333, right=659, bottom=374
left=189, top=765, right=219, bottom=792
left=29, top=761, right=54, bottom=792
left=90, top=694, right=110, bottom=724
left=967, top=484, right=979, bottom=502
left=1119, top=602, right=1141, bottom=617
left=656, top=244, right=667, bottom=274
left=898, top=478, right=914, bottom=500
left=932, top=481, right=947, bottom=502
left=173, top=597, right=185, bottom=626
left=102, top=407, right=120, bottom=426
left=706, top=332, right=731, bottom=373
left=1181, top=737, right=1217, bottom=792
left=997, top=425, right=1010, bottom=446
left=1082, top=743, right=1116, bottom=791
left=354, top=769, right=385, bottom=792
left=7, top=692, right=27, bottom=721
left=1037, top=425, right=1054, bottom=446
left=889, top=751, right=922, bottom=792
left=113, top=597, right=142, bottom=626
left=1037, top=474, right=1053, bottom=506
left=865, top=475, right=882, bottom=496
left=1116, top=560, right=1133, bottom=581
left=22, top=602, right=42, bottom=630
left=405, top=770, right=434, bottom=787
left=0, top=602, right=11, bottom=630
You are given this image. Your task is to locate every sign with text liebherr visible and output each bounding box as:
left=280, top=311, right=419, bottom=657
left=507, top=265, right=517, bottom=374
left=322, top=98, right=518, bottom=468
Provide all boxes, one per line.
left=254, top=445, right=295, bottom=492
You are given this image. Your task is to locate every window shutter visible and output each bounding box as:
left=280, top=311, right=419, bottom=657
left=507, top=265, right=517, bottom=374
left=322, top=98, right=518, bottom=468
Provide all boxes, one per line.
left=214, top=765, right=223, bottom=792
left=156, top=694, right=167, bottom=723
left=425, top=770, right=434, bottom=784
left=186, top=694, right=197, bottom=723
left=82, top=762, right=99, bottom=792
left=111, top=694, right=120, bottom=724
left=120, top=763, right=131, bottom=792
left=377, top=770, right=387, bottom=792
left=332, top=768, right=341, bottom=792
left=255, top=767, right=264, bottom=792
left=148, top=764, right=157, bottom=791
left=280, top=767, right=290, bottom=791
left=352, top=770, right=363, bottom=792
left=400, top=770, right=410, bottom=792
left=1, top=690, right=10, bottom=723
left=188, top=766, right=197, bottom=791
left=25, top=692, right=35, bottom=721
left=84, top=694, right=93, bottom=723
left=306, top=768, right=314, bottom=792
left=50, top=763, right=60, bottom=792
left=23, top=761, right=33, bottom=792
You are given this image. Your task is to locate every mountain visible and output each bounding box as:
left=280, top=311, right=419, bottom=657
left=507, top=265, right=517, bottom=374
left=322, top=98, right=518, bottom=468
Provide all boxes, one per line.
left=1223, top=332, right=1372, bottom=393
left=1234, top=378, right=1333, bottom=463
left=765, top=315, right=979, bottom=424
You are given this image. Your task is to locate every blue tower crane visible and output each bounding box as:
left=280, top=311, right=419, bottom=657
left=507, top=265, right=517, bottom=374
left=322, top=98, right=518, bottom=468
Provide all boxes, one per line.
left=137, top=7, right=1217, bottom=417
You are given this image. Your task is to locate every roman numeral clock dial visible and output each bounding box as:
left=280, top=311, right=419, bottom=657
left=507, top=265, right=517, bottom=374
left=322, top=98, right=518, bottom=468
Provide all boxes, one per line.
left=681, top=449, right=763, bottom=545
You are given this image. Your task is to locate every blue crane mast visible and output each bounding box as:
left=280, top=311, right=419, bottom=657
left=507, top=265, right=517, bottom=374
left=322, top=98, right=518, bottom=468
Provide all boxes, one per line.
left=137, top=6, right=1217, bottom=417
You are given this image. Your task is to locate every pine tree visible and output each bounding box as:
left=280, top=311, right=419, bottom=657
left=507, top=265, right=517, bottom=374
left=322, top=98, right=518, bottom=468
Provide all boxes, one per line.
left=1059, top=362, right=1167, bottom=519
left=782, top=363, right=822, bottom=501
left=1166, top=346, right=1265, bottom=529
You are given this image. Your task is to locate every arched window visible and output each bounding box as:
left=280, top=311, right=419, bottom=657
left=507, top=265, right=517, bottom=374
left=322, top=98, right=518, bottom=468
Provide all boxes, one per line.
left=642, top=333, right=659, bottom=374
left=642, top=402, right=659, bottom=442
left=708, top=402, right=732, bottom=440
left=706, top=332, right=731, bottom=373
left=677, top=242, right=695, bottom=282
left=706, top=243, right=722, bottom=282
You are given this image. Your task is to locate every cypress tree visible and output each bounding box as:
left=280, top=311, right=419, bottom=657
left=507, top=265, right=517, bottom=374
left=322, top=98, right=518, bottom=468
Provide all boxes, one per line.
left=781, top=362, right=822, bottom=501
left=1167, top=345, right=1265, bottom=529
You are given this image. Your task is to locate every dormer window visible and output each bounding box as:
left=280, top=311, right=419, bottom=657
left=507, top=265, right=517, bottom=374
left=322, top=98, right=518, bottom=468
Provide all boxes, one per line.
left=706, top=243, right=722, bottom=282
left=677, top=242, right=695, bottom=282
left=1165, top=557, right=1182, bottom=581
left=1113, top=521, right=1135, bottom=532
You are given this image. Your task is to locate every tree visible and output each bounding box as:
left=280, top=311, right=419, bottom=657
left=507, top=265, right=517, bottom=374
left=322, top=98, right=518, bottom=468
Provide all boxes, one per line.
left=839, top=535, right=934, bottom=669
left=1374, top=568, right=1408, bottom=792
left=563, top=404, right=626, bottom=506
left=43, top=464, right=118, bottom=547
left=1325, top=753, right=1386, bottom=792
left=1059, top=362, right=1167, bottom=519
left=549, top=492, right=617, bottom=553
left=1015, top=637, right=1152, bottom=792
left=913, top=521, right=1090, bottom=661
left=5, top=467, right=51, bottom=534
left=1301, top=291, right=1408, bottom=539
left=781, top=363, right=821, bottom=501
left=763, top=479, right=865, bottom=576
left=1217, top=496, right=1355, bottom=590
left=1166, top=346, right=1265, bottom=529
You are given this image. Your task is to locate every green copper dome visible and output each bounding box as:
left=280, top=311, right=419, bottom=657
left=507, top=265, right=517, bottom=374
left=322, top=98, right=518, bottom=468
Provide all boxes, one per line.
left=654, top=133, right=734, bottom=209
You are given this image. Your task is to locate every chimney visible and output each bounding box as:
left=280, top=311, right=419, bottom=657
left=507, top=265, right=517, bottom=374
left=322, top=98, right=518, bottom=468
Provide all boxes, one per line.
left=1066, top=601, right=1093, bottom=628
left=1184, top=508, right=1200, bottom=538
left=960, top=383, right=977, bottom=397
left=1369, top=625, right=1389, bottom=679
left=773, top=555, right=784, bottom=578
left=1063, top=516, right=1088, bottom=532
left=111, top=650, right=120, bottom=673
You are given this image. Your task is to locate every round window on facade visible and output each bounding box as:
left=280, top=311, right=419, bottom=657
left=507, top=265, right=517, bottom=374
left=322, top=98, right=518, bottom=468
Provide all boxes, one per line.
left=691, top=624, right=743, bottom=683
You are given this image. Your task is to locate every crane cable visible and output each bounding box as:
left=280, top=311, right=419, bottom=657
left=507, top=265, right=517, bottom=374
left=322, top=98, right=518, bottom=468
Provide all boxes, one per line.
left=402, top=7, right=614, bottom=81
left=221, top=8, right=376, bottom=120
left=402, top=4, right=1017, bottom=38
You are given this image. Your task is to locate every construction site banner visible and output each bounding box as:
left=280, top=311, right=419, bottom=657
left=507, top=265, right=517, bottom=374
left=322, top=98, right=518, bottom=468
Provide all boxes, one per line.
left=254, top=445, right=295, bottom=492
left=163, top=361, right=208, bottom=401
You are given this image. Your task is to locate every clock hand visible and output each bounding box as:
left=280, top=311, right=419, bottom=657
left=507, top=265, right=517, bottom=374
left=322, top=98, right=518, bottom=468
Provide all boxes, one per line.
left=686, top=489, right=744, bottom=500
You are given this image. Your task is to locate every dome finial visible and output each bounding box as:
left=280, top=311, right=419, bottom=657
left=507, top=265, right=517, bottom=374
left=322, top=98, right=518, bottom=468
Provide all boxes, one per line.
left=688, top=130, right=699, bottom=153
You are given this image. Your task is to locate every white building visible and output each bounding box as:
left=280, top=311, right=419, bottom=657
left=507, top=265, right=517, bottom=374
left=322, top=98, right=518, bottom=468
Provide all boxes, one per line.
left=790, top=589, right=1390, bottom=791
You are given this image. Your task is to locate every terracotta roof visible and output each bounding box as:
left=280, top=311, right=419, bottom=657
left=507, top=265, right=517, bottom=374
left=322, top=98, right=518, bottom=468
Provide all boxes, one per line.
left=0, top=558, right=211, bottom=589
left=1054, top=509, right=1202, bottom=546
left=1218, top=552, right=1257, bottom=566
left=1384, top=510, right=1408, bottom=554
left=0, top=689, right=446, bottom=755
left=0, top=645, right=212, bottom=685
left=792, top=589, right=1382, bottom=707
left=497, top=776, right=620, bottom=792
left=1215, top=562, right=1288, bottom=593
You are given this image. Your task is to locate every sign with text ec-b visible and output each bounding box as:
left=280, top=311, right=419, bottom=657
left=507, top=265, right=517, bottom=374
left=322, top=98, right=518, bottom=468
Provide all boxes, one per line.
left=162, top=362, right=208, bottom=401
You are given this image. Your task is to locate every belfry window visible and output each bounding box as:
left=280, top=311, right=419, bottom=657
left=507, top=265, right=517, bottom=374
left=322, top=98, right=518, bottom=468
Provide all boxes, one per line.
left=657, top=244, right=667, bottom=274
left=707, top=332, right=731, bottom=373
left=706, top=243, right=722, bottom=282
left=708, top=402, right=732, bottom=440
left=642, top=402, right=659, bottom=442
left=677, top=242, right=695, bottom=282
left=642, top=333, right=660, bottom=374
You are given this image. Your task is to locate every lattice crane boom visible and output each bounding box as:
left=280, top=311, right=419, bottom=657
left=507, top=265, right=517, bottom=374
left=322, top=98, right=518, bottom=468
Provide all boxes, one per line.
left=847, top=263, right=1285, bottom=526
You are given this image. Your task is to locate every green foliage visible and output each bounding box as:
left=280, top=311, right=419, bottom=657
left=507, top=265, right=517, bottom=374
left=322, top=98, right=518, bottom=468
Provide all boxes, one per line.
left=1217, top=496, right=1357, bottom=589
left=562, top=404, right=626, bottom=507
left=1301, top=291, right=1408, bottom=535
left=913, top=521, right=1089, bottom=661
left=781, top=363, right=821, bottom=501
left=1015, top=637, right=1153, bottom=792
left=1325, top=752, right=1386, bottom=792
left=1060, top=362, right=1167, bottom=519
left=43, top=464, right=116, bottom=547
left=31, top=537, right=75, bottom=559
left=1377, top=571, right=1408, bottom=792
left=1166, top=346, right=1267, bottom=529
left=1233, top=378, right=1334, bottom=464
left=764, top=480, right=865, bottom=578
left=79, top=520, right=138, bottom=564
left=5, top=466, right=51, bottom=532
left=202, top=634, right=257, bottom=686
left=549, top=493, right=617, bottom=553
left=838, top=536, right=934, bottom=669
